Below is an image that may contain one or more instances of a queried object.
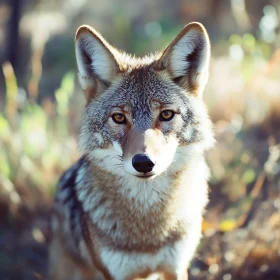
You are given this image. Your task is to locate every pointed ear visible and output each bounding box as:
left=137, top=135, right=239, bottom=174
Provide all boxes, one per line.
left=154, top=22, right=210, bottom=96
left=75, top=25, right=120, bottom=99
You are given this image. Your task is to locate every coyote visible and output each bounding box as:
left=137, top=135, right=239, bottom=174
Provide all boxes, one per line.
left=49, top=22, right=214, bottom=280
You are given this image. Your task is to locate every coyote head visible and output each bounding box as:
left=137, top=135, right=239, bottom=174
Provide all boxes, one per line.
left=75, top=23, right=214, bottom=180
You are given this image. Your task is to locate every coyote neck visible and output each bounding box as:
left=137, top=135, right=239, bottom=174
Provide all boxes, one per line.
left=76, top=159, right=208, bottom=251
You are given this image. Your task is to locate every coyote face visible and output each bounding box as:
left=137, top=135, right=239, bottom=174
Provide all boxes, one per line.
left=76, top=23, right=214, bottom=181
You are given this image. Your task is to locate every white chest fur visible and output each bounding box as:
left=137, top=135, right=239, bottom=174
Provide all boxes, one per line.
left=99, top=220, right=202, bottom=280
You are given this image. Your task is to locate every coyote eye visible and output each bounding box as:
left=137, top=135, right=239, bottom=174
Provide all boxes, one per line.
left=112, top=113, right=126, bottom=124
left=159, top=110, right=175, bottom=121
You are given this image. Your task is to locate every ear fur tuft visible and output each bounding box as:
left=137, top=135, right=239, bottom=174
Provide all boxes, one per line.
left=154, top=22, right=210, bottom=96
left=75, top=25, right=120, bottom=97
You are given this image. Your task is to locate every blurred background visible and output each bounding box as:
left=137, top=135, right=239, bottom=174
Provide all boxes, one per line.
left=0, top=0, right=280, bottom=279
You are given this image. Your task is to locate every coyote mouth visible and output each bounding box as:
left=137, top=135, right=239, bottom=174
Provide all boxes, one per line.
left=135, top=174, right=155, bottom=179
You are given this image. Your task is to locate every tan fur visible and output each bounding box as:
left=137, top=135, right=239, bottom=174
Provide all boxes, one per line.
left=49, top=22, right=214, bottom=280
left=49, top=205, right=102, bottom=280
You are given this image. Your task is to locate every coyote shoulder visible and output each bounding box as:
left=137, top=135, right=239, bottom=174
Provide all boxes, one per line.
left=49, top=22, right=214, bottom=280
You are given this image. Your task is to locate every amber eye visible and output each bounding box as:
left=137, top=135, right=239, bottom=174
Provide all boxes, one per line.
left=112, top=113, right=126, bottom=124
left=159, top=110, right=175, bottom=121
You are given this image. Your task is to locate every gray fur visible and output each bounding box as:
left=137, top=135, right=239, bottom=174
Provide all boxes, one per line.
left=80, top=65, right=214, bottom=154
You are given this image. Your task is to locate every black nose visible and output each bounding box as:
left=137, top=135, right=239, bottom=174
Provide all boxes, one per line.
left=132, top=154, right=155, bottom=173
